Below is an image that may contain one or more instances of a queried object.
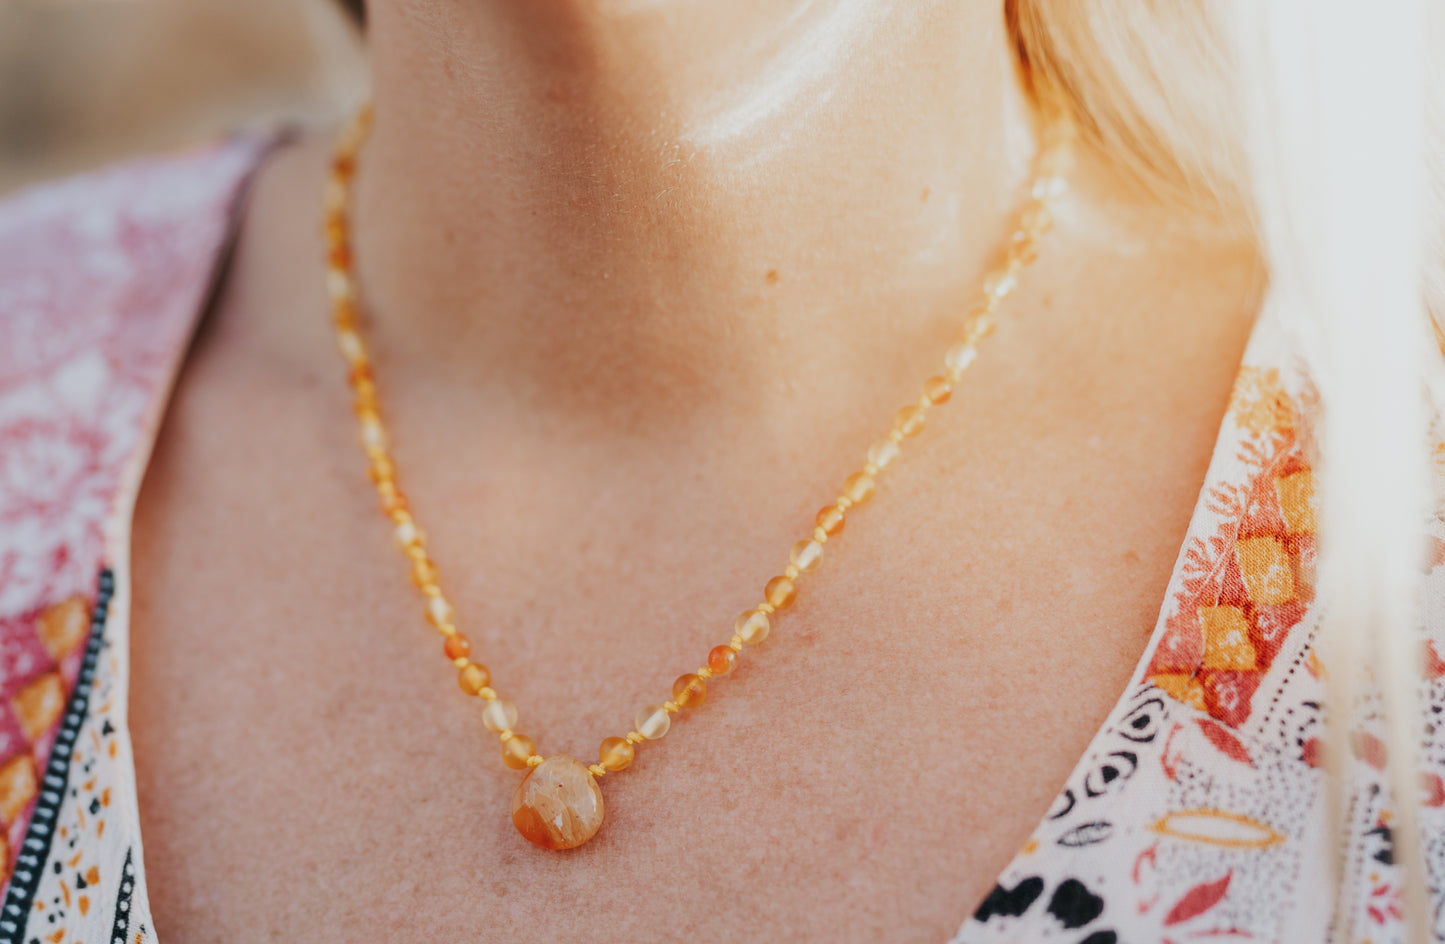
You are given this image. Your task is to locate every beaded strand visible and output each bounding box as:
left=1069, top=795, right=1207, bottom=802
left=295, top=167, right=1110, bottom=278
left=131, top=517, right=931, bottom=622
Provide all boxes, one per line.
left=323, top=103, right=1072, bottom=833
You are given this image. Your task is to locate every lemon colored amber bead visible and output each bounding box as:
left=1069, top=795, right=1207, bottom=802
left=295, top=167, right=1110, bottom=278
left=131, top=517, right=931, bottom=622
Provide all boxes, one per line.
left=443, top=634, right=470, bottom=660
left=894, top=405, right=926, bottom=438
left=672, top=673, right=707, bottom=708
left=790, top=539, right=823, bottom=573
left=816, top=505, right=846, bottom=536
left=393, top=517, right=422, bottom=548
left=842, top=472, right=875, bottom=505
left=599, top=736, right=635, bottom=772
left=426, top=595, right=454, bottom=628
left=708, top=645, right=737, bottom=675
left=459, top=663, right=491, bottom=695
left=734, top=609, right=770, bottom=643
left=765, top=575, right=797, bottom=610
left=868, top=438, right=900, bottom=470
left=945, top=343, right=978, bottom=375
left=636, top=705, right=671, bottom=740
left=482, top=698, right=519, bottom=733
left=502, top=734, right=538, bottom=770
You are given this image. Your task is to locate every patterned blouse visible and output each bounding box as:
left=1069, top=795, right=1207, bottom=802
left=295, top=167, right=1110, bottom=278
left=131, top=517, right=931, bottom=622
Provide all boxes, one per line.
left=0, top=136, right=1441, bottom=944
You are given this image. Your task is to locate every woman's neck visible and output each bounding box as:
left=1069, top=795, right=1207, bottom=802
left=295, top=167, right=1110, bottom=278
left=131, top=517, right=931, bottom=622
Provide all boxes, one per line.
left=354, top=1, right=1036, bottom=426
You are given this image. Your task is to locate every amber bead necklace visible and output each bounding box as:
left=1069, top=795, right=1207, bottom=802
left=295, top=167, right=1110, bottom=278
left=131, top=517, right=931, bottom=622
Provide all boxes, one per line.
left=323, top=104, right=1072, bottom=850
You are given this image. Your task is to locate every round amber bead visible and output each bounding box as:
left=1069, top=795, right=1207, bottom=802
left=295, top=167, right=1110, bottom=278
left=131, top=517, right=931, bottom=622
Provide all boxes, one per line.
left=502, top=734, right=538, bottom=770
left=443, top=634, right=471, bottom=660
left=393, top=518, right=422, bottom=549
left=410, top=557, right=439, bottom=589
left=672, top=673, right=707, bottom=708
left=599, top=736, right=635, bottom=772
left=426, top=595, right=454, bottom=628
left=842, top=472, right=875, bottom=505
left=964, top=310, right=997, bottom=343
left=459, top=663, right=491, bottom=695
left=816, top=505, right=846, bottom=536
left=868, top=438, right=900, bottom=470
left=736, top=609, right=770, bottom=644
left=368, top=455, right=396, bottom=485
left=765, top=575, right=797, bottom=610
left=635, top=705, right=671, bottom=740
left=708, top=645, right=737, bottom=675
left=482, top=699, right=519, bottom=733
left=894, top=405, right=926, bottom=438
left=944, top=343, right=978, bottom=375
left=923, top=375, right=953, bottom=405
left=790, top=539, right=823, bottom=573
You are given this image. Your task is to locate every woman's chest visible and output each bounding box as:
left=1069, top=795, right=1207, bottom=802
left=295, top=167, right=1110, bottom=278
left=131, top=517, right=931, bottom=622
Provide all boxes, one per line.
left=123, top=314, right=1237, bottom=942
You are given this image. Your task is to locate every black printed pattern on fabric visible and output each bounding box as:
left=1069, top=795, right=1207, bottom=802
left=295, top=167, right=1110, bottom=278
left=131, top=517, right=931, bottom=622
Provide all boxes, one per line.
left=0, top=569, right=112, bottom=944
left=971, top=874, right=1116, bottom=944
left=110, top=850, right=135, bottom=944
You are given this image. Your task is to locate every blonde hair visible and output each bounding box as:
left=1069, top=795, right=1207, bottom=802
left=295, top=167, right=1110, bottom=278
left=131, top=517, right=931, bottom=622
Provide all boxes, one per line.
left=1010, top=2, right=1444, bottom=938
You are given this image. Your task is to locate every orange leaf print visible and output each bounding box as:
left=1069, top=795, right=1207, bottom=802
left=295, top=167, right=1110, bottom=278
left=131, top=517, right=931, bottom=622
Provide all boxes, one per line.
left=1197, top=720, right=1253, bottom=766
left=1163, top=872, right=1232, bottom=926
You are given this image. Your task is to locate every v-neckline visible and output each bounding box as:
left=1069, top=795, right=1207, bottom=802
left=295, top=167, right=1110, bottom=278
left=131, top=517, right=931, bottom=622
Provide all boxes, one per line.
left=950, top=301, right=1313, bottom=941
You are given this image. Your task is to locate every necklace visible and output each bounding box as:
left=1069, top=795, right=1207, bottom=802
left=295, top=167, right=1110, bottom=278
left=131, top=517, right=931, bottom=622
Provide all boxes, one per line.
left=323, top=104, right=1072, bottom=850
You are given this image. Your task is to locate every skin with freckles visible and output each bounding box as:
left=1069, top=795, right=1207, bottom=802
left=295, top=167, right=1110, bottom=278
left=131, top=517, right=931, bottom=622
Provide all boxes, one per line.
left=129, top=2, right=1261, bottom=942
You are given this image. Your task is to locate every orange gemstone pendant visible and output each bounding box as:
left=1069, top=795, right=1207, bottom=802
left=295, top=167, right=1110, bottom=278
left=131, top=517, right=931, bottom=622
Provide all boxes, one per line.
left=511, top=755, right=605, bottom=849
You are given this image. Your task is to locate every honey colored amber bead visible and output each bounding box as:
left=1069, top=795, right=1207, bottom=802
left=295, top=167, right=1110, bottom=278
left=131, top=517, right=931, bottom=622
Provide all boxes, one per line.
left=512, top=755, right=604, bottom=849
left=842, top=472, right=875, bottom=505
left=790, top=539, right=823, bottom=573
left=459, top=663, right=491, bottom=695
left=443, top=634, right=471, bottom=660
left=635, top=705, right=671, bottom=740
left=708, top=645, right=737, bottom=675
left=894, top=405, right=926, bottom=438
left=426, top=595, right=454, bottom=628
left=379, top=486, right=408, bottom=516
left=502, top=734, right=538, bottom=770
left=765, top=575, right=797, bottom=610
left=672, top=673, right=707, bottom=708
left=599, top=736, right=634, bottom=772
left=482, top=699, right=519, bottom=733
left=410, top=557, right=439, bottom=589
left=816, top=505, right=846, bottom=536
left=923, top=375, right=953, bottom=405
left=735, top=609, right=770, bottom=644
left=368, top=454, right=396, bottom=483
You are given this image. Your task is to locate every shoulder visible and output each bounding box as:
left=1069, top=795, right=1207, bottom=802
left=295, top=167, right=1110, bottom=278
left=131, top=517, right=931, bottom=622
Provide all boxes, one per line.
left=0, top=134, right=278, bottom=382
left=0, top=133, right=277, bottom=614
